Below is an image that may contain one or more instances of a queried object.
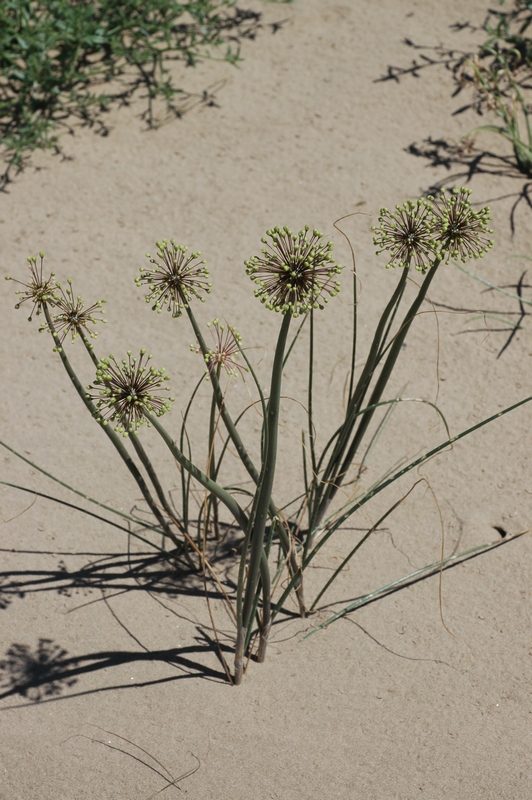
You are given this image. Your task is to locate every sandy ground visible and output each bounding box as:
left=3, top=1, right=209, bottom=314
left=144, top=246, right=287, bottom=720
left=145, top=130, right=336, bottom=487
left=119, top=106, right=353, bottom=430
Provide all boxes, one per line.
left=1, top=1, right=531, bottom=798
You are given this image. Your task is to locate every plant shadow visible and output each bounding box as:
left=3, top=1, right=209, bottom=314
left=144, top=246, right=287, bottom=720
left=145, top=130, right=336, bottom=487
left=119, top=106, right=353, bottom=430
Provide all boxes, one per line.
left=0, top=527, right=247, bottom=705
left=432, top=267, right=530, bottom=357
left=0, top=632, right=231, bottom=708
left=0, top=515, right=525, bottom=704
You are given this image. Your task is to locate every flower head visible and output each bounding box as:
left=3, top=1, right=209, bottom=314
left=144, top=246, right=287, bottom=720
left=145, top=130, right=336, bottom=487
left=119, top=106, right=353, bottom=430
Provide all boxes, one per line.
left=47, top=279, right=106, bottom=344
left=245, top=226, right=342, bottom=316
left=87, top=350, right=173, bottom=435
left=372, top=199, right=437, bottom=272
left=431, top=188, right=494, bottom=263
left=5, top=253, right=56, bottom=320
left=192, top=319, right=247, bottom=379
left=136, top=239, right=211, bottom=317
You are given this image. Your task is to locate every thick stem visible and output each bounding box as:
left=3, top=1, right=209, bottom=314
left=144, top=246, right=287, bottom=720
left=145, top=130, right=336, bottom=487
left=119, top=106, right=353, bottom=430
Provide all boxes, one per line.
left=233, top=625, right=247, bottom=686
left=256, top=622, right=271, bottom=663
left=241, top=313, right=292, bottom=635
left=234, top=314, right=292, bottom=678
left=257, top=617, right=272, bottom=664
left=294, top=568, right=306, bottom=616
left=257, top=548, right=271, bottom=662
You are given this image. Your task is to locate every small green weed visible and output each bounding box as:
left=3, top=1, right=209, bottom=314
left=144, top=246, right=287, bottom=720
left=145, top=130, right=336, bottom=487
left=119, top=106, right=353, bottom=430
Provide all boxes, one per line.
left=0, top=0, right=252, bottom=184
left=458, top=1, right=532, bottom=176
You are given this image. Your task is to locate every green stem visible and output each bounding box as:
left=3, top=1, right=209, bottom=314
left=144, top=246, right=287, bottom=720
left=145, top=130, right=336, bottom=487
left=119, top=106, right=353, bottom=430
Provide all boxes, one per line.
left=179, top=373, right=206, bottom=550
left=185, top=304, right=259, bottom=483
left=144, top=411, right=249, bottom=533
left=79, top=331, right=181, bottom=539
left=346, top=264, right=358, bottom=408
left=206, top=365, right=221, bottom=539
left=313, top=262, right=440, bottom=531
left=241, top=313, right=292, bottom=636
left=306, top=267, right=409, bottom=551
left=43, top=305, right=172, bottom=538
left=187, top=302, right=305, bottom=613
left=256, top=555, right=271, bottom=663
left=307, top=309, right=317, bottom=486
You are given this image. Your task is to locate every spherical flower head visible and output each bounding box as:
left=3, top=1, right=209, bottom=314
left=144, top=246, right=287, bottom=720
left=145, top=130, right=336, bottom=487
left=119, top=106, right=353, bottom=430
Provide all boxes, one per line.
left=191, top=318, right=248, bottom=379
left=87, top=350, right=173, bottom=436
left=136, top=239, right=211, bottom=317
left=372, top=199, right=437, bottom=273
left=6, top=253, right=57, bottom=320
left=431, top=188, right=494, bottom=263
left=46, top=279, right=106, bottom=344
left=244, top=226, right=342, bottom=316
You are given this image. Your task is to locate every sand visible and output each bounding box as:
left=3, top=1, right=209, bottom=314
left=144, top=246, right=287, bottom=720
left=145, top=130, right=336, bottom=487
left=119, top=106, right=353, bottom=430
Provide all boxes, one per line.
left=0, top=1, right=530, bottom=798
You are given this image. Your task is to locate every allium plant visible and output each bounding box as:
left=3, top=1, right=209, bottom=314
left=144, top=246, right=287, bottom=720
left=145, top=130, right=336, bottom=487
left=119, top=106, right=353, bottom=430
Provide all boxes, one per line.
left=7, top=188, right=529, bottom=685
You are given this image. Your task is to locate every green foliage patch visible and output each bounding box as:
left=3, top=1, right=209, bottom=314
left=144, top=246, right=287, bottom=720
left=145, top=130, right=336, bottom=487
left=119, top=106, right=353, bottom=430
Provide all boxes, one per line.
left=0, top=0, right=250, bottom=182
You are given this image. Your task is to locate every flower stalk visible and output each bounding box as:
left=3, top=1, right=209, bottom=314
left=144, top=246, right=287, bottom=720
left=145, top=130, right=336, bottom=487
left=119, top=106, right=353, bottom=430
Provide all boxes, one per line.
left=42, top=305, right=175, bottom=541
left=235, top=312, right=292, bottom=681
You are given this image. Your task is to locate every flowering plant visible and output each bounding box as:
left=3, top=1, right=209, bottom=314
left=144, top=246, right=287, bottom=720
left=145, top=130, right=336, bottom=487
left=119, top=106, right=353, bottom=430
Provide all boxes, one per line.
left=6, top=188, right=529, bottom=685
